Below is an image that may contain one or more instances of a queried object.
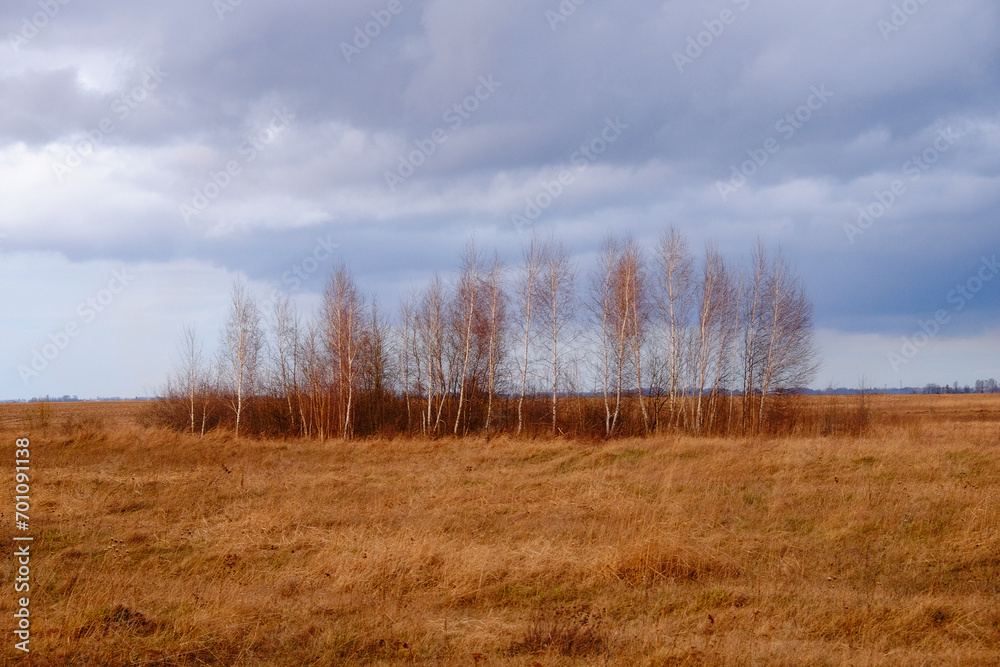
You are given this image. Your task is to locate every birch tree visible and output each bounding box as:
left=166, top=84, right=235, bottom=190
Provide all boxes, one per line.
left=416, top=275, right=448, bottom=435
left=299, top=324, right=327, bottom=438
left=692, top=246, right=726, bottom=433
left=482, top=253, right=507, bottom=437
left=398, top=296, right=417, bottom=434
left=173, top=325, right=204, bottom=435
left=358, top=298, right=391, bottom=436
left=654, top=226, right=695, bottom=432
left=322, top=265, right=366, bottom=440
left=221, top=278, right=263, bottom=438
left=536, top=236, right=577, bottom=435
left=756, top=251, right=819, bottom=431
left=619, top=236, right=651, bottom=434
left=267, top=293, right=300, bottom=434
left=740, top=240, right=768, bottom=433
left=591, top=234, right=632, bottom=437
left=452, top=242, right=482, bottom=436
left=514, top=236, right=541, bottom=436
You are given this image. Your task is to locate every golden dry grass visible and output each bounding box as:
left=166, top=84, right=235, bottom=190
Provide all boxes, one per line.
left=1, top=396, right=999, bottom=665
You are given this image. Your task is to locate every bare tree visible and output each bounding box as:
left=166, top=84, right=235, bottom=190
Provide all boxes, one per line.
left=590, top=233, right=652, bottom=436
left=267, top=293, right=301, bottom=434
left=398, top=296, right=417, bottom=434
left=740, top=240, right=769, bottom=433
left=706, top=257, right=738, bottom=433
left=536, top=235, right=577, bottom=435
left=723, top=271, right=745, bottom=434
left=590, top=234, right=632, bottom=437
left=654, top=226, right=695, bottom=432
left=221, top=278, right=263, bottom=438
left=755, top=251, right=819, bottom=431
left=322, top=265, right=366, bottom=440
left=358, top=297, right=391, bottom=436
left=299, top=324, right=327, bottom=439
left=198, top=361, right=219, bottom=436
left=172, top=325, right=204, bottom=435
left=482, top=253, right=507, bottom=437
left=452, top=242, right=482, bottom=436
left=619, top=235, right=651, bottom=434
left=159, top=228, right=819, bottom=442
left=416, top=274, right=449, bottom=435
left=514, top=236, right=541, bottom=436
left=591, top=235, right=616, bottom=437
left=691, top=245, right=727, bottom=433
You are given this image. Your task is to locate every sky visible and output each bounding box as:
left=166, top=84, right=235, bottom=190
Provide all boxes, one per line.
left=1, top=0, right=999, bottom=400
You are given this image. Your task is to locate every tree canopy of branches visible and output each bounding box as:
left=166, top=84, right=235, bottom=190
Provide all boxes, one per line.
left=155, top=227, right=819, bottom=440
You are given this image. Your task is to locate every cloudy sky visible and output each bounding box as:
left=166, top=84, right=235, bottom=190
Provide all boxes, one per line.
left=2, top=0, right=999, bottom=400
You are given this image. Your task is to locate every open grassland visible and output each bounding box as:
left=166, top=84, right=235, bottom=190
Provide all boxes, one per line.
left=1, top=395, right=999, bottom=665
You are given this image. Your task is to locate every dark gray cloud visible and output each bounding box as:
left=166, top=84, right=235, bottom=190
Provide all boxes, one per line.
left=1, top=0, right=999, bottom=398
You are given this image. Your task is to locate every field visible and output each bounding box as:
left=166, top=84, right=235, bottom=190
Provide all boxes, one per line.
left=1, top=395, right=999, bottom=665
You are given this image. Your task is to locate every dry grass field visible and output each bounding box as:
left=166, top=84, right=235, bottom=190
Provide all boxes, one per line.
left=1, top=395, right=999, bottom=665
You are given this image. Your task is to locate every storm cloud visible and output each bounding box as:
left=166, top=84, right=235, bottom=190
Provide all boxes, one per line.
left=2, top=0, right=999, bottom=398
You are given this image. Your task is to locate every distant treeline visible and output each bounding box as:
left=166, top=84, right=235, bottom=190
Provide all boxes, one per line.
left=799, top=381, right=1000, bottom=396
left=3, top=396, right=154, bottom=403
left=152, top=227, right=820, bottom=439
left=920, top=379, right=999, bottom=395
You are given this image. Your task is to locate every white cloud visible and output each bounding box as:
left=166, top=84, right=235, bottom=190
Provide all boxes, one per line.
left=1, top=0, right=999, bottom=398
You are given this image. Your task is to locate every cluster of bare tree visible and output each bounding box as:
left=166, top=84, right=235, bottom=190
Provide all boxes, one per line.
left=156, top=227, right=818, bottom=439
